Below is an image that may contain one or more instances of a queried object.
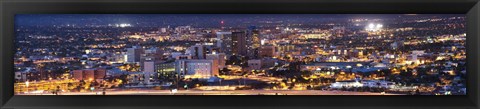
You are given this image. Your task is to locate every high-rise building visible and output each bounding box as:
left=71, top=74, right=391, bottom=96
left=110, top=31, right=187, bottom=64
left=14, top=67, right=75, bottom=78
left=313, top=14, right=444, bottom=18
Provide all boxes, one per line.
left=216, top=32, right=232, bottom=53
left=217, top=31, right=247, bottom=56
left=277, top=43, right=295, bottom=52
left=186, top=44, right=207, bottom=59
left=140, top=47, right=163, bottom=71
left=126, top=46, right=144, bottom=63
left=206, top=52, right=227, bottom=69
left=83, top=69, right=95, bottom=81
left=126, top=72, right=156, bottom=85
left=246, top=26, right=261, bottom=58
left=217, top=27, right=260, bottom=58
left=143, top=61, right=156, bottom=73
left=258, top=45, right=276, bottom=58
left=141, top=47, right=163, bottom=61
left=231, top=32, right=248, bottom=56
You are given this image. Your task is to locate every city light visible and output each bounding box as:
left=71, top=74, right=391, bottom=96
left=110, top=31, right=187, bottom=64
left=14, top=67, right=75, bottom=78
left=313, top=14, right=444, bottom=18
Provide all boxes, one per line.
left=116, top=23, right=132, bottom=28
left=365, top=23, right=383, bottom=32
left=13, top=14, right=466, bottom=95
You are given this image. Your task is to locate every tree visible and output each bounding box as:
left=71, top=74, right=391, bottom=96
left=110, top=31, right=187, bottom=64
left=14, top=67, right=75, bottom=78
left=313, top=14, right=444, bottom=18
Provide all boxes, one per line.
left=226, top=55, right=241, bottom=65
left=220, top=68, right=231, bottom=75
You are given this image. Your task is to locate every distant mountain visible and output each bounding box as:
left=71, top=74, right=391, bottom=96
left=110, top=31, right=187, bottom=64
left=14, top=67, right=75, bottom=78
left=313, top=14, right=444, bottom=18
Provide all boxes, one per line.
left=15, top=14, right=464, bottom=28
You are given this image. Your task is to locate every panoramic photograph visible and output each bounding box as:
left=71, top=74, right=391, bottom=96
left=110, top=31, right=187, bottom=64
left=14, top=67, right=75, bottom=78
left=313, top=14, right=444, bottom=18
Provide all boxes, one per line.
left=13, top=14, right=466, bottom=95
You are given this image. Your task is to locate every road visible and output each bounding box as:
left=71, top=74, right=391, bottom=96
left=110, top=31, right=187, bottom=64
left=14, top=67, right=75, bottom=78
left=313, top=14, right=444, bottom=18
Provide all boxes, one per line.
left=20, top=90, right=402, bottom=95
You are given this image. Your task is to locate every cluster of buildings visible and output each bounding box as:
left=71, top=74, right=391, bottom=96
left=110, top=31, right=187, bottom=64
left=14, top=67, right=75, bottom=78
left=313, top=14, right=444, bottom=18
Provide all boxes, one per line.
left=104, top=26, right=281, bottom=85
left=13, top=15, right=467, bottom=95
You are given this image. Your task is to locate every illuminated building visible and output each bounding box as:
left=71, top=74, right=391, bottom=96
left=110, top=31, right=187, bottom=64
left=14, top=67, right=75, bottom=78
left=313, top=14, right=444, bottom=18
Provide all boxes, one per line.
left=126, top=46, right=144, bottom=63
left=126, top=72, right=156, bottom=85
left=258, top=45, right=276, bottom=58
left=300, top=62, right=368, bottom=72
left=143, top=61, right=157, bottom=74
left=186, top=44, right=207, bottom=59
left=174, top=26, right=192, bottom=34
left=216, top=31, right=232, bottom=53
left=187, top=44, right=220, bottom=59
left=277, top=42, right=295, bottom=52
left=94, top=68, right=107, bottom=80
left=330, top=80, right=363, bottom=88
left=206, top=53, right=226, bottom=69
left=72, top=68, right=107, bottom=81
left=217, top=27, right=260, bottom=58
left=141, top=47, right=163, bottom=62
left=217, top=31, right=247, bottom=56
left=72, top=70, right=83, bottom=81
left=140, top=47, right=164, bottom=71
left=246, top=26, right=261, bottom=58
left=332, top=26, right=346, bottom=37
left=156, top=61, right=176, bottom=75
left=175, top=59, right=219, bottom=79
left=247, top=58, right=277, bottom=70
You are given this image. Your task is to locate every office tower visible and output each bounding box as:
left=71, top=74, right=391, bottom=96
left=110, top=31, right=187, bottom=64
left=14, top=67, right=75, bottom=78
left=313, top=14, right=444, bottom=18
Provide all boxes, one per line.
left=231, top=32, right=247, bottom=56
left=217, top=26, right=260, bottom=58
left=126, top=46, right=144, bottom=63
left=206, top=52, right=227, bottom=69
left=246, top=26, right=261, bottom=58
left=216, top=32, right=232, bottom=55
left=258, top=45, right=276, bottom=58
left=217, top=31, right=247, bottom=56
left=143, top=61, right=156, bottom=73
left=140, top=47, right=163, bottom=71
left=141, top=47, right=163, bottom=62
left=186, top=44, right=207, bottom=59
left=155, top=61, right=176, bottom=75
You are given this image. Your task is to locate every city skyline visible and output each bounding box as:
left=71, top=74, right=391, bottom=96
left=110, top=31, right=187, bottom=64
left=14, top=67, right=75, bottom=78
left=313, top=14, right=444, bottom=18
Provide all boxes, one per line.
left=14, top=14, right=466, bottom=95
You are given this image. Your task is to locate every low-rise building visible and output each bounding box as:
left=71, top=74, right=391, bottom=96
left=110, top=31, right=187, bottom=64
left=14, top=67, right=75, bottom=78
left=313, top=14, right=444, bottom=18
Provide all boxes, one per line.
left=175, top=59, right=219, bottom=79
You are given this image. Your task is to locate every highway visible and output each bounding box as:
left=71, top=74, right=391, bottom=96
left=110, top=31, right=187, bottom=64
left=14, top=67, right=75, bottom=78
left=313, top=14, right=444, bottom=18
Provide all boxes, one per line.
left=20, top=90, right=401, bottom=95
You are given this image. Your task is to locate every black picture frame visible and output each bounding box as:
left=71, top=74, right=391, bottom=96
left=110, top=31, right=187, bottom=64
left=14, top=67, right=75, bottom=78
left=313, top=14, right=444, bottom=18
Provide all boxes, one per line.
left=1, top=0, right=479, bottom=109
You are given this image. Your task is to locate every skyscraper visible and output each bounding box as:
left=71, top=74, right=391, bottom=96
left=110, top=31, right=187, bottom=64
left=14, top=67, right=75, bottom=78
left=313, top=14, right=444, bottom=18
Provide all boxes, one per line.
left=216, top=32, right=232, bottom=54
left=246, top=26, right=261, bottom=58
left=206, top=52, right=227, bottom=69
left=258, top=45, right=276, bottom=58
left=126, top=46, right=144, bottom=64
left=140, top=47, right=164, bottom=71
left=216, top=26, right=260, bottom=58
left=232, top=32, right=247, bottom=56
left=217, top=31, right=247, bottom=56
left=186, top=44, right=215, bottom=59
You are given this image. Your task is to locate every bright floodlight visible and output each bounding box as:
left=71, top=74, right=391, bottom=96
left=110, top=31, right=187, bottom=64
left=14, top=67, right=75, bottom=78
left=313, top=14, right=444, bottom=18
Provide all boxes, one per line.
left=376, top=24, right=383, bottom=28
left=366, top=23, right=383, bottom=31
left=117, top=23, right=131, bottom=28
left=368, top=23, right=375, bottom=29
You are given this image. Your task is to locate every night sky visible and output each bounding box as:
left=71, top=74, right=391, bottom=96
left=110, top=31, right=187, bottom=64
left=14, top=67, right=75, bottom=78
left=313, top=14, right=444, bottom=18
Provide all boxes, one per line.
left=15, top=14, right=464, bottom=28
